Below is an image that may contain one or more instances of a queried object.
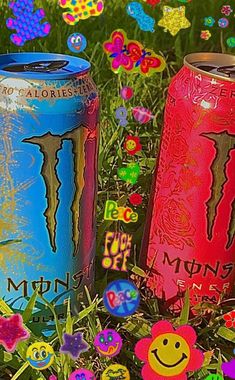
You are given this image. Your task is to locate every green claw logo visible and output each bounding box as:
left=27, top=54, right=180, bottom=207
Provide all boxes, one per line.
left=201, top=131, right=235, bottom=249
left=23, top=125, right=87, bottom=256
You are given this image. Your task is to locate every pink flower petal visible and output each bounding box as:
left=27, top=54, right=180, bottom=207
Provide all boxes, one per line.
left=187, top=348, right=204, bottom=371
left=164, top=374, right=187, bottom=380
left=175, top=325, right=197, bottom=346
left=151, top=320, right=174, bottom=338
left=141, top=363, right=162, bottom=380
left=135, top=338, right=152, bottom=361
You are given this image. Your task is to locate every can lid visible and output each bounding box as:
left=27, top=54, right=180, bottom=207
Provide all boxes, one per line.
left=184, top=52, right=235, bottom=83
left=0, top=52, right=91, bottom=79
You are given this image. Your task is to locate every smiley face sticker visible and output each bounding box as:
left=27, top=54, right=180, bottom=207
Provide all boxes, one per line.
left=135, top=320, right=204, bottom=379
left=101, top=364, right=130, bottom=380
left=94, top=329, right=123, bottom=358
left=67, top=33, right=87, bottom=53
left=26, top=342, right=54, bottom=370
left=68, top=368, right=96, bottom=380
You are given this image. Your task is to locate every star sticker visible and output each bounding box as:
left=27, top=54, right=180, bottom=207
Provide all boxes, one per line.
left=60, top=332, right=89, bottom=360
left=0, top=314, right=30, bottom=352
left=158, top=6, right=191, bottom=36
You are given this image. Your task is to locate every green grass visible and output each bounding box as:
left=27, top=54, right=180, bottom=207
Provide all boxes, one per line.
left=0, top=0, right=235, bottom=378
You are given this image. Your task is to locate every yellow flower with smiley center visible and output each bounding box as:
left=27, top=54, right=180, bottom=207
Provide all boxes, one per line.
left=135, top=320, right=204, bottom=379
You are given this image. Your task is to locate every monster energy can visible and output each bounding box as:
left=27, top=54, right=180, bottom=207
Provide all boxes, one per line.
left=141, top=53, right=235, bottom=313
left=0, top=53, right=99, bottom=327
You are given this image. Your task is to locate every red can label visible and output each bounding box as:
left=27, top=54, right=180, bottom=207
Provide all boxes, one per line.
left=144, top=66, right=235, bottom=312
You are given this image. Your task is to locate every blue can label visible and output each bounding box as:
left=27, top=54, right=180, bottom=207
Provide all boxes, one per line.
left=0, top=72, right=99, bottom=323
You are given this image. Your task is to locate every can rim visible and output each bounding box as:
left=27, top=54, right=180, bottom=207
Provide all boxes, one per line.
left=0, top=52, right=91, bottom=80
left=184, top=52, right=235, bottom=83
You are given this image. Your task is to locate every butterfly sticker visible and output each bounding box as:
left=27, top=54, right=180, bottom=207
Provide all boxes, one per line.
left=103, top=29, right=166, bottom=76
left=103, top=30, right=134, bottom=73
left=127, top=41, right=166, bottom=75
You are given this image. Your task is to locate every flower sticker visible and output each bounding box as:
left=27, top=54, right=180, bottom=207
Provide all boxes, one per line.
left=221, top=5, right=233, bottom=16
left=200, top=30, right=212, bottom=40
left=135, top=320, right=204, bottom=379
left=218, top=18, right=229, bottom=28
left=223, top=310, right=235, bottom=328
left=227, top=37, right=235, bottom=47
left=203, top=16, right=215, bottom=27
left=129, top=193, right=143, bottom=206
left=124, top=136, right=142, bottom=155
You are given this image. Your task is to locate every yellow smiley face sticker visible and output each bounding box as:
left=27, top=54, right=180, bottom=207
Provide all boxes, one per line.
left=126, top=140, right=137, bottom=151
left=135, top=320, right=204, bottom=379
left=101, top=364, right=130, bottom=380
left=124, top=136, right=142, bottom=156
left=148, top=333, right=190, bottom=376
left=26, top=342, right=55, bottom=370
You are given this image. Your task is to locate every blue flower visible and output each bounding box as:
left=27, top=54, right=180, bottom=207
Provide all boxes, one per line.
left=204, top=16, right=215, bottom=27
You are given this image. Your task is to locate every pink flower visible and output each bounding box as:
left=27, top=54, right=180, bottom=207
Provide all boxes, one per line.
left=221, top=5, right=233, bottom=16
left=135, top=320, right=204, bottom=380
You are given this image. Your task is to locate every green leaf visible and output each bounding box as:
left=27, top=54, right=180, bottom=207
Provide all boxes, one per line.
left=202, top=351, right=214, bottom=367
left=22, top=288, right=38, bottom=324
left=3, top=351, right=12, bottom=362
left=65, top=298, right=73, bottom=335
left=178, top=289, right=190, bottom=326
left=217, top=351, right=223, bottom=375
left=217, top=326, right=235, bottom=343
left=15, top=341, right=29, bottom=361
left=37, top=294, right=63, bottom=345
left=11, top=362, right=29, bottom=380
left=129, top=264, right=147, bottom=278
left=123, top=317, right=151, bottom=339
left=0, top=298, right=13, bottom=315
left=73, top=303, right=97, bottom=324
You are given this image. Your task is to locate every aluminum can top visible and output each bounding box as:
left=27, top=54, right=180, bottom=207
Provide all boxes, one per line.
left=0, top=52, right=90, bottom=80
left=184, top=52, right=235, bottom=82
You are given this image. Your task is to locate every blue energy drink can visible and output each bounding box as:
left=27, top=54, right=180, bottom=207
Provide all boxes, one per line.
left=0, top=53, right=99, bottom=326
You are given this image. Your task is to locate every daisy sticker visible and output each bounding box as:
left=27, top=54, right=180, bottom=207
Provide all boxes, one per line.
left=134, top=320, right=204, bottom=380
